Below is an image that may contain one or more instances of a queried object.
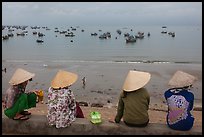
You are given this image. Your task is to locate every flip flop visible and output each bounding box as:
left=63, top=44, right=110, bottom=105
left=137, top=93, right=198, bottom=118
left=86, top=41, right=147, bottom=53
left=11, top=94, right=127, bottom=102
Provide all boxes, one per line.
left=20, top=111, right=31, bottom=115
left=13, top=115, right=29, bottom=121
left=13, top=115, right=26, bottom=120
left=19, top=115, right=29, bottom=120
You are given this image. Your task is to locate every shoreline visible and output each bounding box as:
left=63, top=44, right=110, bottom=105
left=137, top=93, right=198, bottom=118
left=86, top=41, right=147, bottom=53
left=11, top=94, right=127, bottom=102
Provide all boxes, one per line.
left=2, top=61, right=202, bottom=108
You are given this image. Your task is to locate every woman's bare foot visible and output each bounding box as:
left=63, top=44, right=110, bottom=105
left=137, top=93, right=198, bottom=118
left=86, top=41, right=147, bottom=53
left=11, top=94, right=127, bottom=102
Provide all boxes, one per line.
left=20, top=111, right=31, bottom=115
left=13, top=113, right=28, bottom=120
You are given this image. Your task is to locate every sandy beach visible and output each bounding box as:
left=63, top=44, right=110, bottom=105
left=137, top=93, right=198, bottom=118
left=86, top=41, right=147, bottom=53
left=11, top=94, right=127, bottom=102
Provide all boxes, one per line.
left=2, top=61, right=202, bottom=106
left=2, top=61, right=202, bottom=128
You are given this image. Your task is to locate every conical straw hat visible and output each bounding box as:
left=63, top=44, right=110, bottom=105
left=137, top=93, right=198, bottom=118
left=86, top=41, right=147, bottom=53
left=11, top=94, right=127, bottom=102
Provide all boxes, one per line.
left=123, top=70, right=151, bottom=92
left=9, top=68, right=35, bottom=85
left=51, top=70, right=78, bottom=89
left=168, top=70, right=196, bottom=88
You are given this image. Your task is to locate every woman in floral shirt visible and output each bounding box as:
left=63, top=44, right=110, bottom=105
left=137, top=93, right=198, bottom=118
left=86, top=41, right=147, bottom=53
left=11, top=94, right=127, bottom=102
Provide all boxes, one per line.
left=47, top=70, right=78, bottom=128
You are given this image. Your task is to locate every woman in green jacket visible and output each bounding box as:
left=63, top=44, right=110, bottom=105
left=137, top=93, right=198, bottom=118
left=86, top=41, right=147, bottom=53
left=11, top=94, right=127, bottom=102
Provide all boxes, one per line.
left=114, top=70, right=151, bottom=127
left=3, top=68, right=37, bottom=120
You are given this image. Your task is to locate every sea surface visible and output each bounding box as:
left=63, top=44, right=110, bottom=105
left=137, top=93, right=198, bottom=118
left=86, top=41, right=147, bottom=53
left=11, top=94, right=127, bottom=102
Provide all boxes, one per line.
left=2, top=25, right=202, bottom=104
left=2, top=25, right=202, bottom=64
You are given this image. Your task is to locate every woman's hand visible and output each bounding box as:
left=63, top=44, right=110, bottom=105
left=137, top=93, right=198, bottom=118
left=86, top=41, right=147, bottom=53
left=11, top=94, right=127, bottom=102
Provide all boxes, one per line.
left=32, top=90, right=38, bottom=95
left=108, top=118, right=115, bottom=123
left=2, top=101, right=6, bottom=109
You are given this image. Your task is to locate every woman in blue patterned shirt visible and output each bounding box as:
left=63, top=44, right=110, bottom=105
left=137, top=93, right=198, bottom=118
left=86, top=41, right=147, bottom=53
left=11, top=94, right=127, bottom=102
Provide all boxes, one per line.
left=164, top=70, right=197, bottom=131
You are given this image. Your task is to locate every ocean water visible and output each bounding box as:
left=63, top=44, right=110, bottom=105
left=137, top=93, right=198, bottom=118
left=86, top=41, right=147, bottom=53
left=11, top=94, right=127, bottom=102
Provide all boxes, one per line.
left=2, top=25, right=202, bottom=104
left=2, top=25, right=202, bottom=64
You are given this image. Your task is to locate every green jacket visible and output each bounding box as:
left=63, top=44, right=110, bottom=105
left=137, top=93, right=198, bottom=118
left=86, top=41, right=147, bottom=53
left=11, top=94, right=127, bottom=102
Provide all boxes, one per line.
left=115, top=88, right=150, bottom=125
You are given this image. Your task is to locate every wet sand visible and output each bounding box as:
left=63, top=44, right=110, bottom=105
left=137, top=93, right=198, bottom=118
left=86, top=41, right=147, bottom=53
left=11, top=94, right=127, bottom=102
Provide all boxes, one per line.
left=2, top=61, right=202, bottom=108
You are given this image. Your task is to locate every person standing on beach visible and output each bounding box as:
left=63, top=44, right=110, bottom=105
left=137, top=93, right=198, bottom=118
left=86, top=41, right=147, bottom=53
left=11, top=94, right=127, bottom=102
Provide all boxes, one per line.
left=164, top=70, right=197, bottom=131
left=3, top=68, right=37, bottom=120
left=47, top=70, right=84, bottom=128
left=114, top=70, right=151, bottom=127
left=82, top=76, right=86, bottom=89
left=2, top=67, right=6, bottom=73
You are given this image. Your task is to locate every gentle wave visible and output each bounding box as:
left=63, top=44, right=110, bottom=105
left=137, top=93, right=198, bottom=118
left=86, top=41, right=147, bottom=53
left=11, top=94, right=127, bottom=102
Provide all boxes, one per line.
left=4, top=60, right=44, bottom=63
left=3, top=59, right=201, bottom=64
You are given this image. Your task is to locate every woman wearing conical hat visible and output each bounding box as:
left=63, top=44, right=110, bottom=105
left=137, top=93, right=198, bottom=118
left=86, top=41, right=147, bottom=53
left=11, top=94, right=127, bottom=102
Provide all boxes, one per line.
left=3, top=68, right=37, bottom=120
left=47, top=70, right=84, bottom=128
left=114, top=70, right=151, bottom=127
left=164, top=70, right=197, bottom=131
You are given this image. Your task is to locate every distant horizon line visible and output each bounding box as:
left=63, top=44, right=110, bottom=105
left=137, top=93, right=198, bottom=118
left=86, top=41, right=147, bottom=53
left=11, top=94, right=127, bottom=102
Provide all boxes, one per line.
left=2, top=24, right=202, bottom=27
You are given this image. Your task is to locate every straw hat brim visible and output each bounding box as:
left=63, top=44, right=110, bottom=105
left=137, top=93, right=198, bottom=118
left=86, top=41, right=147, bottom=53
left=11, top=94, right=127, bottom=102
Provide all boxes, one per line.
left=9, top=68, right=35, bottom=85
left=51, top=70, right=78, bottom=89
left=123, top=70, right=151, bottom=92
left=168, top=70, right=196, bottom=88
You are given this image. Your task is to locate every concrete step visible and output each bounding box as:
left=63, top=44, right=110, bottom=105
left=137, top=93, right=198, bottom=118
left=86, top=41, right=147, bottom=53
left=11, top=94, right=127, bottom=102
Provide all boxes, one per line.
left=2, top=114, right=202, bottom=135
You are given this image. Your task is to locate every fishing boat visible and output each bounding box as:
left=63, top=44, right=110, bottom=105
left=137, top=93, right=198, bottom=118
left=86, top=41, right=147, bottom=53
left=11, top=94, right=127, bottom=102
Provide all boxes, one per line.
left=126, top=36, right=136, bottom=43
left=36, top=39, right=44, bottom=43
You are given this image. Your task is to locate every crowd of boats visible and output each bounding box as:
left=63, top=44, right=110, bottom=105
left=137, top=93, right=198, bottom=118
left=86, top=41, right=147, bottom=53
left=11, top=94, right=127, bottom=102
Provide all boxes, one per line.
left=2, top=25, right=175, bottom=43
left=161, top=26, right=175, bottom=37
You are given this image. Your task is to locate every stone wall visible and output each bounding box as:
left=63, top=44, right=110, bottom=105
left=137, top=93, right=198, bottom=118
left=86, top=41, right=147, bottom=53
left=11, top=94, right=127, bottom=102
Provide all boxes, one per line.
left=2, top=115, right=202, bottom=135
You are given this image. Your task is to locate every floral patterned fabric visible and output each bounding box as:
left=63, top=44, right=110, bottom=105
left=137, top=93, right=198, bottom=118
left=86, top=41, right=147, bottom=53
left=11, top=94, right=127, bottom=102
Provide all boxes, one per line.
left=3, top=86, right=22, bottom=109
left=167, top=95, right=189, bottom=125
left=47, top=87, right=76, bottom=128
left=164, top=89, right=194, bottom=131
left=3, top=82, right=33, bottom=110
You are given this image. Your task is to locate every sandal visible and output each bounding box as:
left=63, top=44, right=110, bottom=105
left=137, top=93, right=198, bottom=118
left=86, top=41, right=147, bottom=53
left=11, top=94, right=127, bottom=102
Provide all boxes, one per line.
left=20, top=111, right=31, bottom=115
left=19, top=115, right=29, bottom=120
left=13, top=115, right=29, bottom=120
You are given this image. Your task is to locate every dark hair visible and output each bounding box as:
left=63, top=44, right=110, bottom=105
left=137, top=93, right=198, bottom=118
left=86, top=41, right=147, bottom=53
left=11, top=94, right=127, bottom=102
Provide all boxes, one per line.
left=17, top=83, right=26, bottom=92
left=170, top=85, right=193, bottom=90
left=184, top=85, right=192, bottom=89
left=122, top=90, right=134, bottom=98
left=122, top=88, right=145, bottom=98
left=53, top=87, right=61, bottom=90
left=64, top=86, right=69, bottom=89
left=53, top=86, right=69, bottom=90
left=122, top=91, right=127, bottom=98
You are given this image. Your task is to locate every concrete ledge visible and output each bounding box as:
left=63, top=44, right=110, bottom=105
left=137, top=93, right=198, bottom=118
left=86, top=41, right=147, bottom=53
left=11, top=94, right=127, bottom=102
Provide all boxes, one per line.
left=2, top=114, right=202, bottom=135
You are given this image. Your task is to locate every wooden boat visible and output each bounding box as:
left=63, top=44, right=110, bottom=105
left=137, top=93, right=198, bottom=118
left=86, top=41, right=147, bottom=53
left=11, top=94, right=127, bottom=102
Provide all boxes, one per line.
left=126, top=36, right=136, bottom=43
left=161, top=31, right=167, bottom=34
left=91, top=33, right=98, bottom=36
left=135, top=34, right=144, bottom=39
left=147, top=32, right=150, bottom=37
left=116, top=30, right=122, bottom=35
left=2, top=35, right=9, bottom=40
left=36, top=39, right=44, bottom=43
